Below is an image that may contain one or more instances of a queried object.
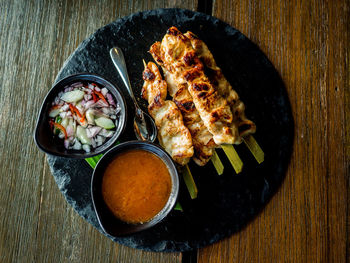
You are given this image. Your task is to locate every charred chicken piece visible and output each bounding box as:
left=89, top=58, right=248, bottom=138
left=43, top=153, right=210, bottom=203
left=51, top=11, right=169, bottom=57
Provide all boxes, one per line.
left=158, top=26, right=238, bottom=145
left=150, top=42, right=216, bottom=166
left=142, top=61, right=194, bottom=165
left=185, top=31, right=256, bottom=142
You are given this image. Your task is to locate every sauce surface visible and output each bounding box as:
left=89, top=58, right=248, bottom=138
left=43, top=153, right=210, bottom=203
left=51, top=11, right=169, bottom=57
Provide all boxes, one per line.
left=102, top=149, right=171, bottom=224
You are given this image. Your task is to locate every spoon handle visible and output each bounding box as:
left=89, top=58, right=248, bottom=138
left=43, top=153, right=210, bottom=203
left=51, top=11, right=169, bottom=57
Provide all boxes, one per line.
left=109, top=47, right=138, bottom=105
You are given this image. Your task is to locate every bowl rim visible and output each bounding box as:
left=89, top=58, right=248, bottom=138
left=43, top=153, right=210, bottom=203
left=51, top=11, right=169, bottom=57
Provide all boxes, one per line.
left=33, top=72, right=127, bottom=158
left=91, top=140, right=180, bottom=236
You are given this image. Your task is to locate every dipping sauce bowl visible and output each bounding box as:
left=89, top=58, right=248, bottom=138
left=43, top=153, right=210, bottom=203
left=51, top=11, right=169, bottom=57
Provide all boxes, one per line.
left=91, top=141, right=179, bottom=236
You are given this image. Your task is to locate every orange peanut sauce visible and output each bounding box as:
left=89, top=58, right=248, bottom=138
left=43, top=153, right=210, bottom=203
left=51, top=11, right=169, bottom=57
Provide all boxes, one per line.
left=102, top=149, right=172, bottom=224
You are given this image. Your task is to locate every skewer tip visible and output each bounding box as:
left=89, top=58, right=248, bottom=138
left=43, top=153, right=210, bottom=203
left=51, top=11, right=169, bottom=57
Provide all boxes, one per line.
left=243, top=135, right=264, bottom=164
left=183, top=164, right=198, bottom=199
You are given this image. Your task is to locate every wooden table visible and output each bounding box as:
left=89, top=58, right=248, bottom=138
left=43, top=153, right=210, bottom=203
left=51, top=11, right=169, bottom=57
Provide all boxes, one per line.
left=0, top=0, right=348, bottom=262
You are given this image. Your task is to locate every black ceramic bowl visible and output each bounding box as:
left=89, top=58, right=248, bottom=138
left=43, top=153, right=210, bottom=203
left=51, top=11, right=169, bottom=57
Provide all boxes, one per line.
left=91, top=141, right=179, bottom=236
left=34, top=73, right=127, bottom=158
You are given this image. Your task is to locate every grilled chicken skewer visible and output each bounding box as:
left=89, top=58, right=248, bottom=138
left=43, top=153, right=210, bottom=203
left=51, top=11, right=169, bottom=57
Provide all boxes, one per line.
left=150, top=42, right=216, bottom=166
left=142, top=61, right=194, bottom=166
left=158, top=26, right=237, bottom=145
left=184, top=31, right=263, bottom=164
left=184, top=31, right=256, bottom=143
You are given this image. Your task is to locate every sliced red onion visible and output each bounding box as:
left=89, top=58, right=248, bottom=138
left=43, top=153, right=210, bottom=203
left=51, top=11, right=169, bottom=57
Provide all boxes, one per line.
left=88, top=84, right=94, bottom=89
left=61, top=104, right=69, bottom=111
left=66, top=111, right=72, bottom=117
left=95, top=99, right=108, bottom=108
left=111, top=107, right=119, bottom=115
left=101, top=107, right=110, bottom=115
left=86, top=126, right=101, bottom=138
left=59, top=112, right=67, bottom=118
left=66, top=125, right=74, bottom=137
left=82, top=144, right=91, bottom=153
left=96, top=135, right=104, bottom=146
left=101, top=88, right=108, bottom=97
left=84, top=100, right=95, bottom=109
left=106, top=93, right=115, bottom=106
left=64, top=139, right=70, bottom=149
left=86, top=111, right=95, bottom=125
left=84, top=94, right=92, bottom=101
left=72, top=140, right=82, bottom=150
left=85, top=88, right=92, bottom=94
left=94, top=86, right=101, bottom=92
left=92, top=109, right=106, bottom=117
left=92, top=127, right=102, bottom=137
left=104, top=130, right=114, bottom=138
left=91, top=137, right=97, bottom=148
left=72, top=115, right=80, bottom=123
left=98, top=129, right=114, bottom=138
left=99, top=129, right=108, bottom=137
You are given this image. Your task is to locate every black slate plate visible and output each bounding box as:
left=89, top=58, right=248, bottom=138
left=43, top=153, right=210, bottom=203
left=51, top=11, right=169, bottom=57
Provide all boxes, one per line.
left=47, top=8, right=294, bottom=252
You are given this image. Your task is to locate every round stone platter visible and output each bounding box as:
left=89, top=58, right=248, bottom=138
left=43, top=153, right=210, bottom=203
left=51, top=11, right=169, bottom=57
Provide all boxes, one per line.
left=46, top=8, right=294, bottom=252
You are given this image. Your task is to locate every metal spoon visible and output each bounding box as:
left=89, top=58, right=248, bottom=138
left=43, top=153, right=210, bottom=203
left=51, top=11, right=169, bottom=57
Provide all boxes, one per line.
left=110, top=47, right=157, bottom=142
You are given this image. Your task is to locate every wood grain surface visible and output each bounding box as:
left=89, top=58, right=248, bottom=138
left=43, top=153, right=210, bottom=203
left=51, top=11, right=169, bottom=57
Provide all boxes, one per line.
left=0, top=1, right=195, bottom=262
left=198, top=1, right=350, bottom=262
left=0, top=0, right=348, bottom=262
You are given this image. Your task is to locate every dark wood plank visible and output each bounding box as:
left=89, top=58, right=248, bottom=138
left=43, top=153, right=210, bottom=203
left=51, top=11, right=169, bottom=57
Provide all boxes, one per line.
left=0, top=0, right=196, bottom=262
left=198, top=0, right=349, bottom=262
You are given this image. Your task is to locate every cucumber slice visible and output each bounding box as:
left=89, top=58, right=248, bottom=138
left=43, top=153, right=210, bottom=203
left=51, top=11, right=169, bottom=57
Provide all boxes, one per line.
left=76, top=126, right=91, bottom=145
left=49, top=108, right=60, bottom=117
left=86, top=109, right=95, bottom=125
left=95, top=116, right=115, bottom=130
left=61, top=90, right=84, bottom=103
left=61, top=117, right=69, bottom=128
left=70, top=118, right=76, bottom=133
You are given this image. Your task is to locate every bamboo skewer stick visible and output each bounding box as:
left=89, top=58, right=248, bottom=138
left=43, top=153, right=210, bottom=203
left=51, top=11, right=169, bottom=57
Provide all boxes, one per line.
left=182, top=164, right=198, bottom=199
left=221, top=144, right=243, bottom=174
left=211, top=150, right=224, bottom=175
left=243, top=135, right=264, bottom=164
